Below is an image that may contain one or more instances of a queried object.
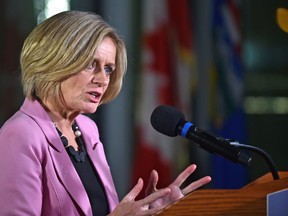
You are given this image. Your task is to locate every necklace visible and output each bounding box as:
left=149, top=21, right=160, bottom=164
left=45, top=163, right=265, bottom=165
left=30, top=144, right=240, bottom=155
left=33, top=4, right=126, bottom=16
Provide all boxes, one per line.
left=55, top=122, right=87, bottom=163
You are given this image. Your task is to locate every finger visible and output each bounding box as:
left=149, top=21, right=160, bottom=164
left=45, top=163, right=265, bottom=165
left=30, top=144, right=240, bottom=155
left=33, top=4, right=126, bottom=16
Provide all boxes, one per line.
left=140, top=188, right=170, bottom=206
left=172, top=164, right=197, bottom=187
left=182, top=176, right=212, bottom=195
left=122, top=178, right=144, bottom=202
left=145, top=170, right=159, bottom=196
left=142, top=204, right=166, bottom=215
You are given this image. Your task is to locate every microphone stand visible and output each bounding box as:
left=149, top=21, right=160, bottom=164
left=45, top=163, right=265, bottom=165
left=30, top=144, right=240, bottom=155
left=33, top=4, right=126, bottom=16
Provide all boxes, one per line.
left=230, top=141, right=280, bottom=180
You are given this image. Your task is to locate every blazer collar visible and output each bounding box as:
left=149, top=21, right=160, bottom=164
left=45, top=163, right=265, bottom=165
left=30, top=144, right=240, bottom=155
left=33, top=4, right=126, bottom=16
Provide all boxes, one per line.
left=20, top=98, right=63, bottom=152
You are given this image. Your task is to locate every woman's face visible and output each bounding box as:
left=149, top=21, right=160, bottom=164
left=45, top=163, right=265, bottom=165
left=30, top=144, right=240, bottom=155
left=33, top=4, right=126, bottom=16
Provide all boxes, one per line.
left=61, top=37, right=116, bottom=115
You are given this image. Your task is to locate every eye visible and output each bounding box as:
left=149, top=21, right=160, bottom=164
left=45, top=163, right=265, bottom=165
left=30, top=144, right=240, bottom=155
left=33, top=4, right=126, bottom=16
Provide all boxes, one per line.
left=86, top=60, right=97, bottom=70
left=104, top=65, right=115, bottom=75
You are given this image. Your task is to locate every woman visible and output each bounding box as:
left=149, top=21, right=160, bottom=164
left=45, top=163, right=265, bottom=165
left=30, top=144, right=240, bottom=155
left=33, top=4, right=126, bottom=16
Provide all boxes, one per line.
left=0, top=11, right=211, bottom=215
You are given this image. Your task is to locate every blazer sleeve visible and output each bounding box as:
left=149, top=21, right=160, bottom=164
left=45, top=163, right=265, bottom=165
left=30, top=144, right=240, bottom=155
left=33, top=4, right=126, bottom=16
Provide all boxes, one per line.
left=0, top=117, right=44, bottom=215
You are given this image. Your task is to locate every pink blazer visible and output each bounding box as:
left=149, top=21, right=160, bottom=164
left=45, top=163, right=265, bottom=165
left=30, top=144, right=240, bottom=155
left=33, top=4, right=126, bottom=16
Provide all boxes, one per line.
left=0, top=98, right=119, bottom=215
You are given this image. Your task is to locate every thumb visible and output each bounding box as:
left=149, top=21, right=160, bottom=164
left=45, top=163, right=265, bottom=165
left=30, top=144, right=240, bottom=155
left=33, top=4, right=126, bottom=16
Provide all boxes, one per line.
left=121, top=178, right=144, bottom=202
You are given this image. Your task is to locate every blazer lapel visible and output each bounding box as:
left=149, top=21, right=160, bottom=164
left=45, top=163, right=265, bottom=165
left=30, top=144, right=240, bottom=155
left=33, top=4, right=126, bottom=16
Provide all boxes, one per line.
left=49, top=145, right=92, bottom=216
left=80, top=125, right=119, bottom=212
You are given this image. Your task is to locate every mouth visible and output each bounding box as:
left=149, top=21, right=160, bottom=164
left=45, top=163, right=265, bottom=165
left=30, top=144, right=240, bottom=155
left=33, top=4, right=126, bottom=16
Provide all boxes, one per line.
left=89, top=92, right=100, bottom=98
left=87, top=91, right=102, bottom=102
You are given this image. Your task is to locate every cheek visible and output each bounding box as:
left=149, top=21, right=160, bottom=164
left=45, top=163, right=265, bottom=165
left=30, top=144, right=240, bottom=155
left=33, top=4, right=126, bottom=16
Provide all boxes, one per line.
left=61, top=80, right=81, bottom=101
left=104, top=80, right=111, bottom=93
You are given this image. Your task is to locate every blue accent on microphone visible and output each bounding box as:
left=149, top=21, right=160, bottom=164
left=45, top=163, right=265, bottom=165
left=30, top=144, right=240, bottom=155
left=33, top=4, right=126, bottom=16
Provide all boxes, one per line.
left=181, top=122, right=193, bottom=137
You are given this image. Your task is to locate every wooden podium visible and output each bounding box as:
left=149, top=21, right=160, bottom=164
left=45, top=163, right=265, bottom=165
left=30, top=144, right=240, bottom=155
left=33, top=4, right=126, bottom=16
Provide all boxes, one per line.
left=156, top=172, right=288, bottom=215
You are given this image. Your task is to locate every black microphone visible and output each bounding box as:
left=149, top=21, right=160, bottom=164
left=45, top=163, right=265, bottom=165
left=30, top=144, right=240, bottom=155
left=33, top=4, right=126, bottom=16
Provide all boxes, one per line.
left=150, top=105, right=252, bottom=166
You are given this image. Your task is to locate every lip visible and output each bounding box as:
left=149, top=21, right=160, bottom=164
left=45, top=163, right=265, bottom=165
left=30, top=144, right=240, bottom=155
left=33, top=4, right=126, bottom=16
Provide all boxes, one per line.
left=86, top=91, right=102, bottom=103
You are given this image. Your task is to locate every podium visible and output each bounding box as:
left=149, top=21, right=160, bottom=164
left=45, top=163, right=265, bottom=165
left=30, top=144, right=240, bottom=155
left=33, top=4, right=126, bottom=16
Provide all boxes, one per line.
left=156, top=172, right=288, bottom=215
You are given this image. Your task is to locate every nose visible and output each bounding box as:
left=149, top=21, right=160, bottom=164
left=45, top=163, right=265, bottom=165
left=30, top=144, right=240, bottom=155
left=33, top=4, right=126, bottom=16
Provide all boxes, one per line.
left=92, top=68, right=109, bottom=87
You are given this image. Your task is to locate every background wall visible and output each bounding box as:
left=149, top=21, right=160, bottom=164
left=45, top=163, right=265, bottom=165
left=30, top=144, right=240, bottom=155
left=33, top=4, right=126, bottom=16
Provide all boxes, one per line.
left=0, top=0, right=287, bottom=199
left=243, top=0, right=288, bottom=181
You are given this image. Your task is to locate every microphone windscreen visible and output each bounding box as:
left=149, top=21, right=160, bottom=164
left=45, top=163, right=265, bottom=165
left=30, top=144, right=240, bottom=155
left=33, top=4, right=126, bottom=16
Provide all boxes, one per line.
left=150, top=105, right=184, bottom=137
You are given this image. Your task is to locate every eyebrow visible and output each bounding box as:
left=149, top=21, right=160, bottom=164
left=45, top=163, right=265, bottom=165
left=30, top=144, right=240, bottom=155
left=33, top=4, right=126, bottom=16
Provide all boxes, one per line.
left=92, top=58, right=116, bottom=68
left=106, top=63, right=116, bottom=69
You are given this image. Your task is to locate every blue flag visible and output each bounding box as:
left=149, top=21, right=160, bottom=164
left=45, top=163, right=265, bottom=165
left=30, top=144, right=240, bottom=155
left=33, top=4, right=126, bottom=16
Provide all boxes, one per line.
left=210, top=0, right=249, bottom=189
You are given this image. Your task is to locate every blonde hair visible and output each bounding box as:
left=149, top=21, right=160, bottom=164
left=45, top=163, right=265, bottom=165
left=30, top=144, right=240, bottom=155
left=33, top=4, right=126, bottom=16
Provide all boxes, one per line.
left=20, top=10, right=127, bottom=108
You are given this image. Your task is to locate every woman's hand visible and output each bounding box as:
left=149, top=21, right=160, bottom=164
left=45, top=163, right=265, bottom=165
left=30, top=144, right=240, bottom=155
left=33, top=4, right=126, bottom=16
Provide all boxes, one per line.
left=109, top=164, right=211, bottom=215
left=145, top=164, right=211, bottom=209
left=108, top=178, right=171, bottom=216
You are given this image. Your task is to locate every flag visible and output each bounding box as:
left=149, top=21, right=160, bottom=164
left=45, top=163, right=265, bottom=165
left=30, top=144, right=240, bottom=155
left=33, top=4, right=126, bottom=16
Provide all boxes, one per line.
left=209, top=0, right=249, bottom=188
left=131, top=0, right=196, bottom=198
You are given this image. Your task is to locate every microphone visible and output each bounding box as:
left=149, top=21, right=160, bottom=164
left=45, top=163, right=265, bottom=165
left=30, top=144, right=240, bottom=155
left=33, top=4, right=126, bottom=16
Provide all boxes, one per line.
left=150, top=105, right=252, bottom=166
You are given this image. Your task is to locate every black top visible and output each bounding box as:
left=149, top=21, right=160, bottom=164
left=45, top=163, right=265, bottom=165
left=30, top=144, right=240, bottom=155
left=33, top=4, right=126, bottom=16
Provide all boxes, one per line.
left=70, top=151, right=109, bottom=216
left=55, top=124, right=109, bottom=216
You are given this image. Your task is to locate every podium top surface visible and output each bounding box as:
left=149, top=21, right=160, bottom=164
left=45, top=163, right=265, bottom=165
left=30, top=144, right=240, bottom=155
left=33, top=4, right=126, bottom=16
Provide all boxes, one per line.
left=156, top=172, right=288, bottom=216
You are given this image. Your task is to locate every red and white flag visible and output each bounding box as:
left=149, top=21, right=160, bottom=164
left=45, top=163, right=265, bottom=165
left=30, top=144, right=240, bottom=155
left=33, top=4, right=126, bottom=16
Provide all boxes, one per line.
left=131, top=0, right=196, bottom=198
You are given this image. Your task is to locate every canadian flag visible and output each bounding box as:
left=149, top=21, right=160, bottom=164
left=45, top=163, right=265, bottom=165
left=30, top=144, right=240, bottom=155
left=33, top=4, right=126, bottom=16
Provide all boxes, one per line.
left=131, top=0, right=195, bottom=198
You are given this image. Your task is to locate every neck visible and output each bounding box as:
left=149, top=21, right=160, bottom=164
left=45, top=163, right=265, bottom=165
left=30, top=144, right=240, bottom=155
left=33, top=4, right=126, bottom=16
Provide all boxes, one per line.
left=41, top=97, right=79, bottom=130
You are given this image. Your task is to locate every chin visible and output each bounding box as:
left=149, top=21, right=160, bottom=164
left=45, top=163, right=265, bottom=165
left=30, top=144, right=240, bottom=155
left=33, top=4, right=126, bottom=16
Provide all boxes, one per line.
left=84, top=106, right=98, bottom=114
left=78, top=102, right=99, bottom=114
